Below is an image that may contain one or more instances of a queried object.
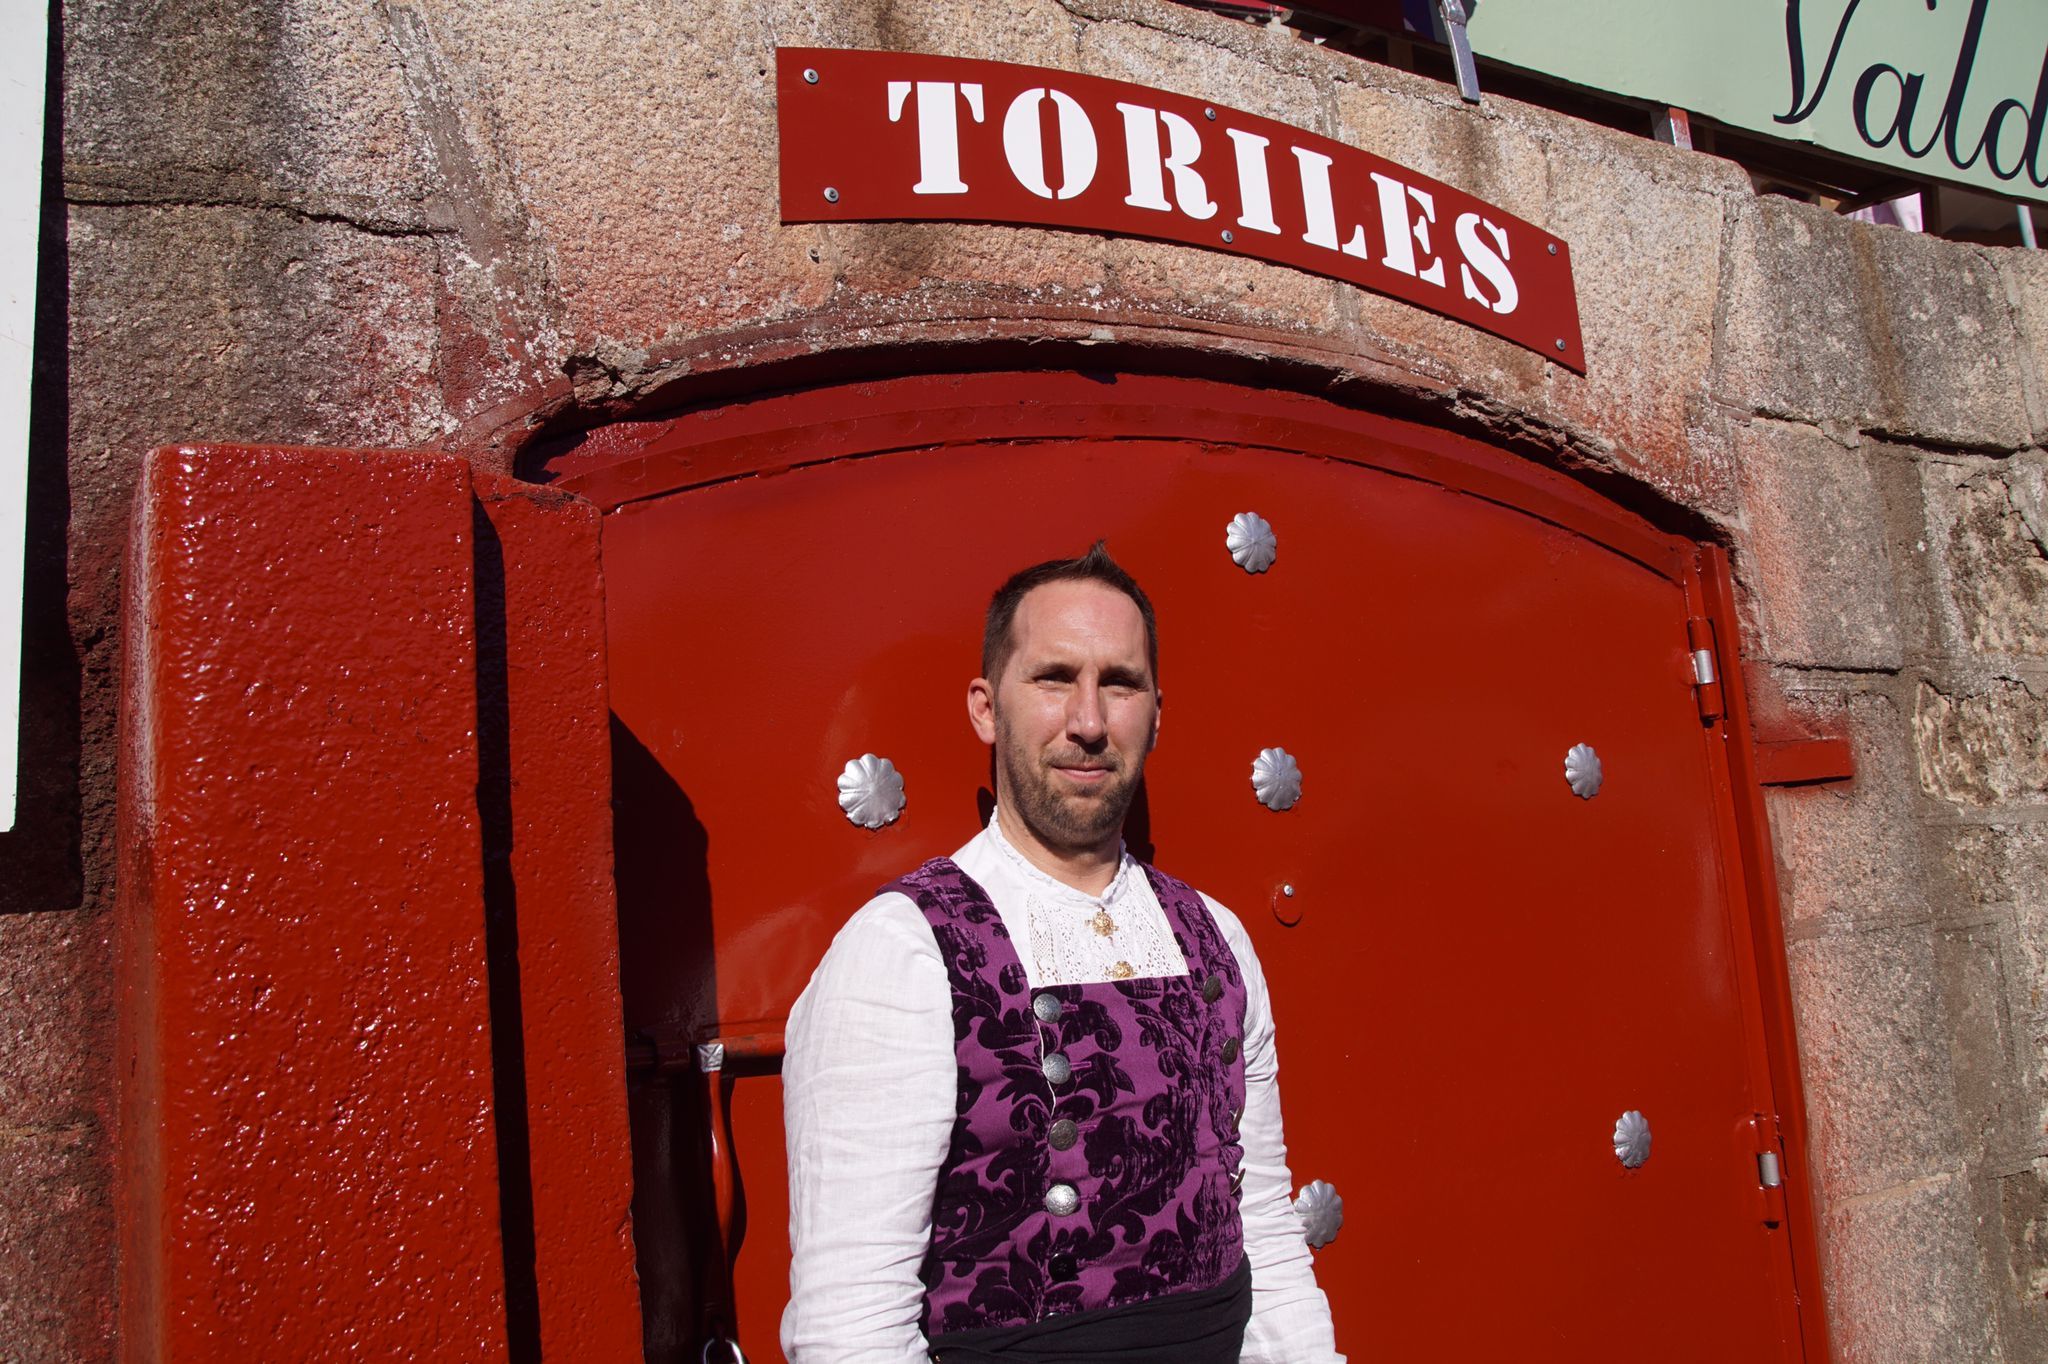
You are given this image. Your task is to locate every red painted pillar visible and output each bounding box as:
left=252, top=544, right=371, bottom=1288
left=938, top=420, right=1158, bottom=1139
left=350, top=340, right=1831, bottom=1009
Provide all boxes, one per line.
left=116, top=446, right=641, bottom=1360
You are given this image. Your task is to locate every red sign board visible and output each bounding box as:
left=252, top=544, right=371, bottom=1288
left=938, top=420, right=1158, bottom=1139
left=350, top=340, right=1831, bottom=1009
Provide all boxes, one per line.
left=777, top=47, right=1585, bottom=371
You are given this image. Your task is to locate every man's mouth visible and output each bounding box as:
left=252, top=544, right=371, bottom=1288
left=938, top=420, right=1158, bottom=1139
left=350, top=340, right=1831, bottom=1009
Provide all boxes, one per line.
left=1050, top=758, right=1117, bottom=784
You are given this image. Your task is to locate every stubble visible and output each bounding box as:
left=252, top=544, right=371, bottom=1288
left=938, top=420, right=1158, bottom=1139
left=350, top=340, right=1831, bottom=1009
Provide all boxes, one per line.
left=995, top=712, right=1144, bottom=854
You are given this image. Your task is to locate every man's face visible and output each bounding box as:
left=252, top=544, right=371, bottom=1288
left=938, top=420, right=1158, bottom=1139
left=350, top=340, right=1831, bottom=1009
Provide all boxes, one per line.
left=969, top=579, right=1160, bottom=857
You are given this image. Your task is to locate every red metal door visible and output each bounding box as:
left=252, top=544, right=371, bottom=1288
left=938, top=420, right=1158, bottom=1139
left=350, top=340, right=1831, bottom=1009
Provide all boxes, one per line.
left=550, top=373, right=1820, bottom=1364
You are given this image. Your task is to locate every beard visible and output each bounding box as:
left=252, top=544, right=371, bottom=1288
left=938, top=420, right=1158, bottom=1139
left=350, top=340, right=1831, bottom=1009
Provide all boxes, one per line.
left=995, top=717, right=1146, bottom=854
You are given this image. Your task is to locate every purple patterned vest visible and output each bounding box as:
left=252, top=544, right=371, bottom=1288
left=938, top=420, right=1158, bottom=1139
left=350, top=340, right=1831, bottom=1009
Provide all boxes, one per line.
left=886, top=857, right=1249, bottom=1338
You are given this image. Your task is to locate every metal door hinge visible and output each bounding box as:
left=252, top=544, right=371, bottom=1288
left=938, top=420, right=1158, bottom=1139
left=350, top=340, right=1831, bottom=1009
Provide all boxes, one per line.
left=1687, top=616, right=1724, bottom=724
left=1752, top=1113, right=1789, bottom=1227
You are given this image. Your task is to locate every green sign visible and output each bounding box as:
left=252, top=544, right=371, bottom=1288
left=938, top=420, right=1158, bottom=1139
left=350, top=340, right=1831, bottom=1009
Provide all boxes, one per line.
left=1466, top=0, right=2048, bottom=205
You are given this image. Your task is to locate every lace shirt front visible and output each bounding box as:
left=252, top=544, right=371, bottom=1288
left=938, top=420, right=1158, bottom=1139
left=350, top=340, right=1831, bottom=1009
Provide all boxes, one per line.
left=980, top=814, right=1190, bottom=986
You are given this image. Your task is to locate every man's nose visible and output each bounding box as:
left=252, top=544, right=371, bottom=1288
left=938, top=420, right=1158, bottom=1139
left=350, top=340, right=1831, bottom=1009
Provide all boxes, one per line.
left=1067, top=680, right=1107, bottom=744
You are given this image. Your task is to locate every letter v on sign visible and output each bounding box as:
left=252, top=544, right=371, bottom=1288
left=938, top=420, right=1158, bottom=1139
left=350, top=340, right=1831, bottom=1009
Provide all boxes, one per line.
left=777, top=47, right=1584, bottom=371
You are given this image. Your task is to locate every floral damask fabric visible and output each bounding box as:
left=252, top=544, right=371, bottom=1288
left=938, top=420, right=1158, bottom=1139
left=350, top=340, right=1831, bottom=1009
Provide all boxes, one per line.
left=887, top=858, right=1248, bottom=1336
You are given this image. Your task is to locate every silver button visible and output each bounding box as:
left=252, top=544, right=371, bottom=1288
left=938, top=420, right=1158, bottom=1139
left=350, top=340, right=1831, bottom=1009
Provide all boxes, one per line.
left=1032, top=992, right=1062, bottom=1023
left=1221, top=1037, right=1240, bottom=1064
left=1042, top=1052, right=1072, bottom=1086
left=1044, top=1182, right=1080, bottom=1216
left=1048, top=1118, right=1079, bottom=1150
left=1201, top=976, right=1224, bottom=1004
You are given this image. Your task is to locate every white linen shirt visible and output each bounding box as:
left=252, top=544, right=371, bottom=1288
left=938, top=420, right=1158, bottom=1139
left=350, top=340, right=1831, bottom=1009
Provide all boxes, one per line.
left=781, top=816, right=1346, bottom=1363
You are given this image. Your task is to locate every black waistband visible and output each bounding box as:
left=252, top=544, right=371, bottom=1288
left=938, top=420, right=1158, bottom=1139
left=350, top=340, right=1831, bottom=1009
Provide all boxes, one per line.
left=925, top=1256, right=1252, bottom=1363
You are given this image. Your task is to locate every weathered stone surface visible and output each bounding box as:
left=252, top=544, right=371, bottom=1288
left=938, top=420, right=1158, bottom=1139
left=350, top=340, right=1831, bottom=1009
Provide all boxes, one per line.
left=2012, top=928, right=2048, bottom=1181
left=1936, top=925, right=2035, bottom=1164
left=1997, top=246, right=2048, bottom=448
left=0, top=918, right=109, bottom=1361
left=1735, top=422, right=1902, bottom=669
left=1941, top=827, right=2048, bottom=1303
left=0, top=1116, right=111, bottom=1363
left=792, top=221, right=1108, bottom=332
left=1821, top=1172, right=2004, bottom=1364
left=1877, top=225, right=2026, bottom=443
left=1862, top=442, right=1949, bottom=664
left=1719, top=197, right=1877, bottom=430
left=1993, top=1161, right=2048, bottom=1351
left=1789, top=926, right=1961, bottom=1198
left=1944, top=822, right=2048, bottom=912
left=378, top=4, right=567, bottom=430
left=1915, top=678, right=2048, bottom=808
left=1063, top=0, right=1336, bottom=83
left=1094, top=233, right=1347, bottom=340
left=1765, top=689, right=1930, bottom=929
left=0, top=912, right=108, bottom=1131
left=1719, top=197, right=2032, bottom=451
left=1922, top=457, right=2048, bottom=660
left=403, top=0, right=769, bottom=343
left=1537, top=128, right=1742, bottom=510
left=409, top=0, right=1102, bottom=346
left=1077, top=10, right=1329, bottom=133
left=65, top=0, right=438, bottom=225
left=69, top=206, right=450, bottom=454
left=0, top=910, right=116, bottom=1364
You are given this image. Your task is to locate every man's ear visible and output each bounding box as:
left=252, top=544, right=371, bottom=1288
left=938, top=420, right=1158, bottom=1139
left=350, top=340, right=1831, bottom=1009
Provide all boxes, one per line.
left=1149, top=689, right=1163, bottom=751
left=968, top=677, right=998, bottom=745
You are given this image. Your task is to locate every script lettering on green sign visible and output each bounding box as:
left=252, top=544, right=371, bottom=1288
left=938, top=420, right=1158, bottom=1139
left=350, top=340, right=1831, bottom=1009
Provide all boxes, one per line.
left=1468, top=0, right=2048, bottom=205
left=1778, top=0, right=2047, bottom=189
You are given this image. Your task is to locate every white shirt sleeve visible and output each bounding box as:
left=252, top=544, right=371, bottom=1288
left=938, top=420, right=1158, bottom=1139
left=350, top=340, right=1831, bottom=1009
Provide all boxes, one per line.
left=1207, top=895, right=1347, bottom=1364
left=781, top=893, right=954, bottom=1364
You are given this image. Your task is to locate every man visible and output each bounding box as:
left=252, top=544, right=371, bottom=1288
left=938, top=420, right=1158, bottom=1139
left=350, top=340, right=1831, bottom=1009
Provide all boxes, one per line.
left=782, top=544, right=1344, bottom=1363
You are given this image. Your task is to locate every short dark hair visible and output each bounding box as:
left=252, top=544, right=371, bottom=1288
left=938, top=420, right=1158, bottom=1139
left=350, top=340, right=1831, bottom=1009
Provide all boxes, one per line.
left=981, top=541, right=1159, bottom=683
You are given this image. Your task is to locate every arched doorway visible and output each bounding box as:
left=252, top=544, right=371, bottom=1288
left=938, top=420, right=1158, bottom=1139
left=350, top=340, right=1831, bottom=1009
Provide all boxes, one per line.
left=535, top=369, right=1822, bottom=1363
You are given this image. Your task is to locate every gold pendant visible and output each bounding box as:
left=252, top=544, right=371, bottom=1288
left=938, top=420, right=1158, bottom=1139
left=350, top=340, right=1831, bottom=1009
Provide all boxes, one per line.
left=1108, top=960, right=1135, bottom=980
left=1089, top=908, right=1117, bottom=938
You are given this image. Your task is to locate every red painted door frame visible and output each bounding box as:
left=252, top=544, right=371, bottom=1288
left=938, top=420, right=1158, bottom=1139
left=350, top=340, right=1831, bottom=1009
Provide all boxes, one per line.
left=1693, top=540, right=1831, bottom=1361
